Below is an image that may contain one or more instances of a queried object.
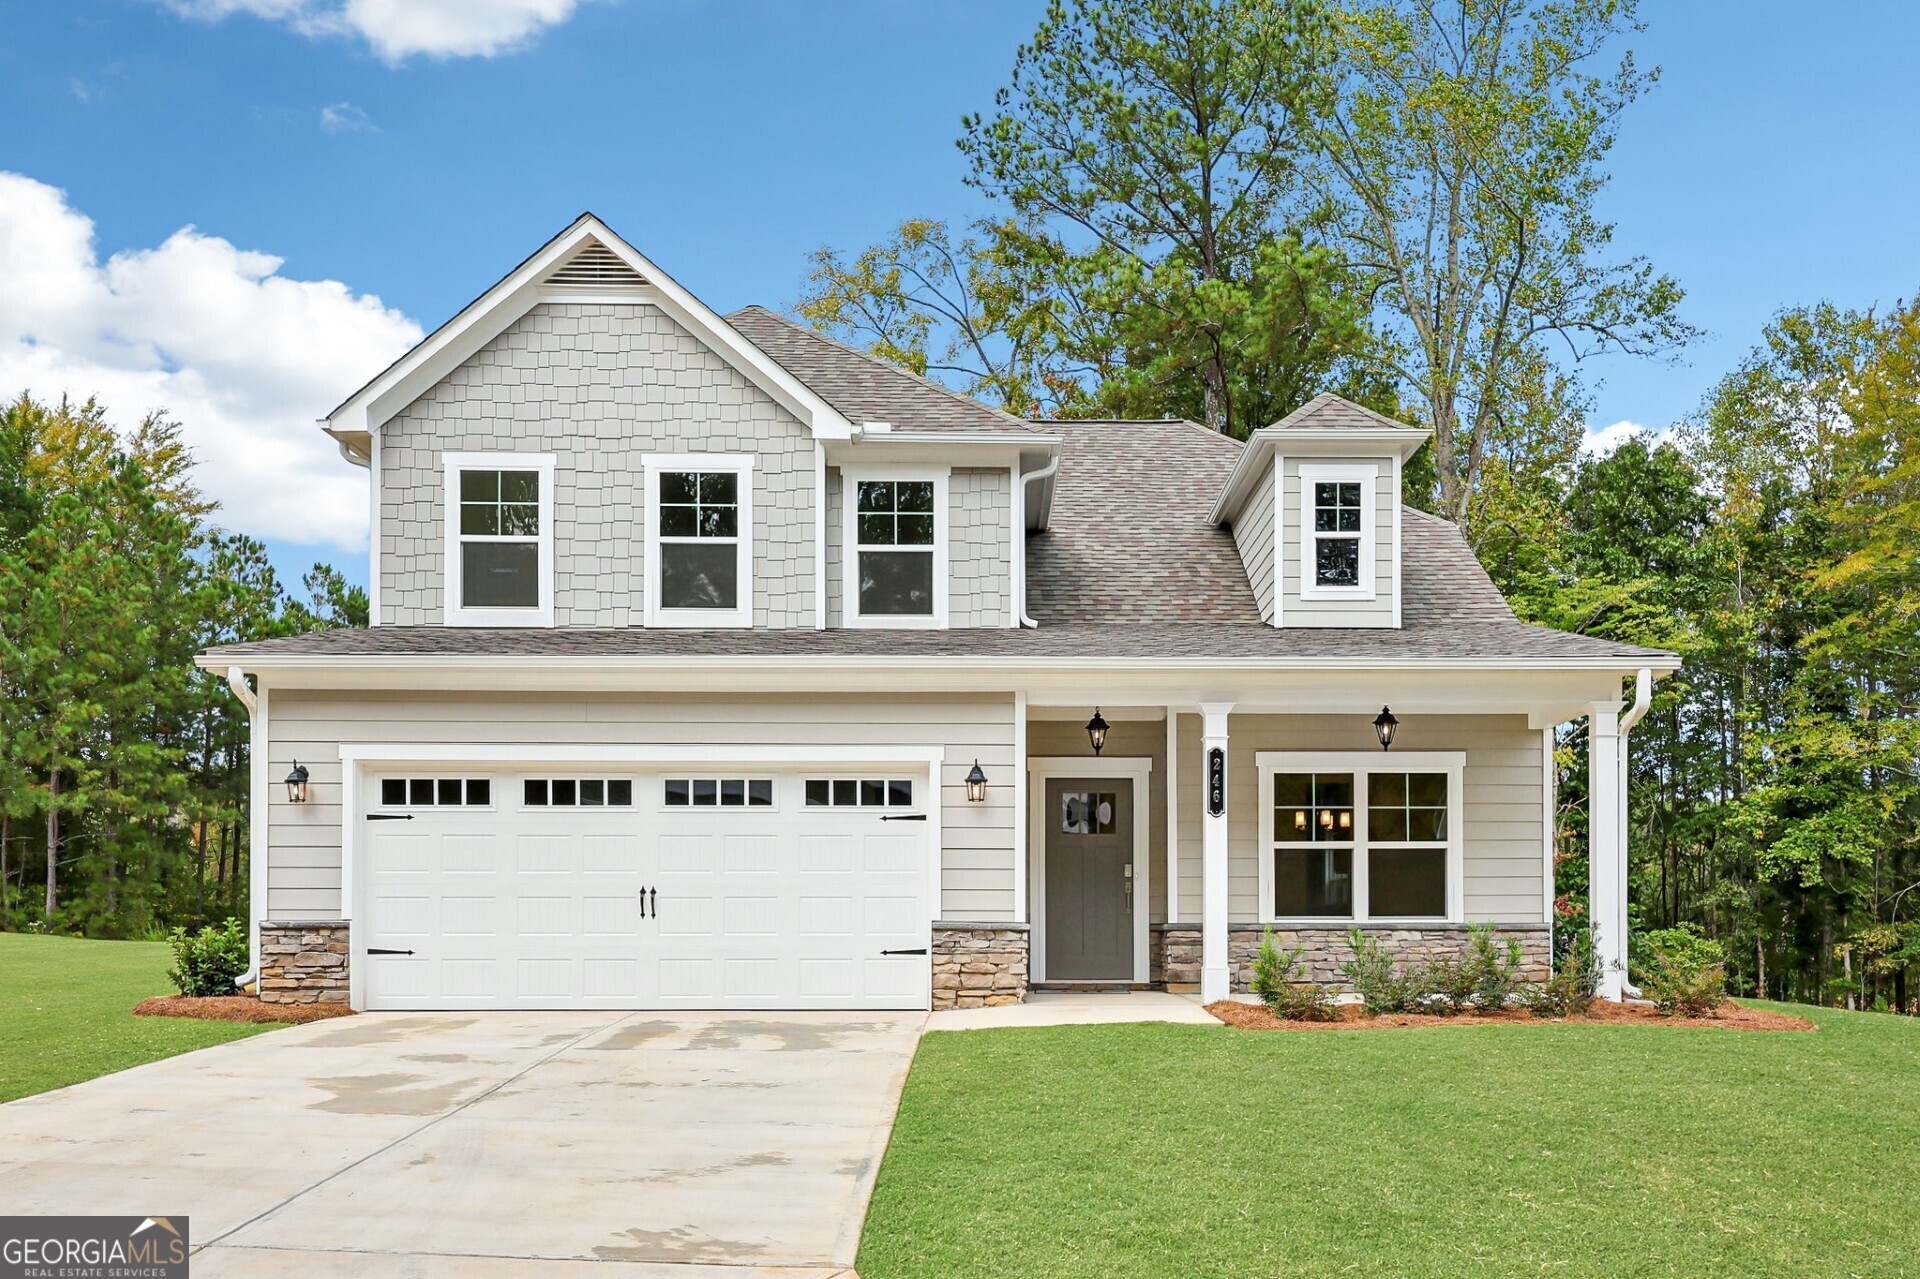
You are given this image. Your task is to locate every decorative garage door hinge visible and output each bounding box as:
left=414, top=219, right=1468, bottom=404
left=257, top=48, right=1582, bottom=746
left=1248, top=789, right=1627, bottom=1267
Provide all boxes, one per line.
left=879, top=947, right=929, bottom=956
left=366, top=948, right=415, bottom=956
left=879, top=813, right=927, bottom=822
left=366, top=813, right=414, bottom=821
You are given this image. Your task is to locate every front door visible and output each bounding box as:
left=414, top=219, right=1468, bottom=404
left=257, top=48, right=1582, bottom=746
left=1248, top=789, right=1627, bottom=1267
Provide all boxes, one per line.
left=1043, top=778, right=1134, bottom=981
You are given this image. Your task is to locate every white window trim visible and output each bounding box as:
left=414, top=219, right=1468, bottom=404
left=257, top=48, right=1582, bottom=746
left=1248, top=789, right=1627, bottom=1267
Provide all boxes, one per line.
left=1298, top=463, right=1377, bottom=601
left=1026, top=756, right=1153, bottom=985
left=1255, top=750, right=1466, bottom=925
left=642, top=453, right=755, bottom=629
left=841, top=466, right=950, bottom=630
left=442, top=451, right=556, bottom=628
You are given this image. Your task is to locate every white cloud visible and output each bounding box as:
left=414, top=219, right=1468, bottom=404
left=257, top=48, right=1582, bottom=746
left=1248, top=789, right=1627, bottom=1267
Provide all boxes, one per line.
left=319, top=101, right=376, bottom=133
left=1581, top=419, right=1668, bottom=458
left=162, top=0, right=590, bottom=63
left=0, top=172, right=421, bottom=551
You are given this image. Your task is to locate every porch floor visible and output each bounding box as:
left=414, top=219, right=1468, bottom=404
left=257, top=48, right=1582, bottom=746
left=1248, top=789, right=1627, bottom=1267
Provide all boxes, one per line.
left=928, top=990, right=1226, bottom=1031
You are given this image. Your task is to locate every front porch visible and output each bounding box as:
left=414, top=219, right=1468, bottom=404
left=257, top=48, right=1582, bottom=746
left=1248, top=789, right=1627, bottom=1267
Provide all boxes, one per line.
left=934, top=683, right=1646, bottom=1010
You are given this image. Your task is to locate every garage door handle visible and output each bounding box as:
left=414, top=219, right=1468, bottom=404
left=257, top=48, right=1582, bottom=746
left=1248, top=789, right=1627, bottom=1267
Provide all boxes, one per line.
left=639, top=886, right=655, bottom=918
left=879, top=814, right=926, bottom=822
left=366, top=813, right=413, bottom=822
left=880, top=947, right=928, bottom=956
left=367, top=947, right=414, bottom=956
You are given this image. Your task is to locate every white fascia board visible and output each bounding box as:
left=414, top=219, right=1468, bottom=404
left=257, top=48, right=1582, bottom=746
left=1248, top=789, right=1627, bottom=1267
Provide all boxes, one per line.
left=1209, top=426, right=1430, bottom=526
left=328, top=215, right=853, bottom=441
left=197, top=652, right=1681, bottom=679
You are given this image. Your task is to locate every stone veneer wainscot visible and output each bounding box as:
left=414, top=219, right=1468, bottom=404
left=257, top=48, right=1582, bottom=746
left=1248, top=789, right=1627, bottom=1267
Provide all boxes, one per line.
left=933, top=923, right=1030, bottom=1010
left=1151, top=923, right=1551, bottom=993
left=257, top=921, right=351, bottom=1005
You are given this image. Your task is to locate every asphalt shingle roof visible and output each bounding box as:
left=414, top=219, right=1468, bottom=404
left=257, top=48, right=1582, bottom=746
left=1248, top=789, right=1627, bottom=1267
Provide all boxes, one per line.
left=1265, top=392, right=1418, bottom=432
left=723, top=306, right=1046, bottom=437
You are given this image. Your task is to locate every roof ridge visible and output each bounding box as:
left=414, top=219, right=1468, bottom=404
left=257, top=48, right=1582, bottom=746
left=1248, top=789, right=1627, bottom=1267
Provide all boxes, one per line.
left=726, top=305, right=1040, bottom=435
left=1033, top=416, right=1245, bottom=452
left=1265, top=392, right=1421, bottom=433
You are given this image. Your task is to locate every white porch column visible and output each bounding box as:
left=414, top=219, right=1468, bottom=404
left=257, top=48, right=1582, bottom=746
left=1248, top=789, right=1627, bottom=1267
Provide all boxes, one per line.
left=1587, top=702, right=1626, bottom=1000
left=1198, top=703, right=1234, bottom=1003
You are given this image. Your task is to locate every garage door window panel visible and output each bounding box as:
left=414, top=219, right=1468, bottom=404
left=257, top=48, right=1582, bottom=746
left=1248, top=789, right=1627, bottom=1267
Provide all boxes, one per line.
left=380, top=777, right=493, bottom=808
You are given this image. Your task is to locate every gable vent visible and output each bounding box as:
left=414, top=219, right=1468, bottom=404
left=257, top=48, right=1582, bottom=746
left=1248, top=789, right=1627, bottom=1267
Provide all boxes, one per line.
left=544, top=241, right=647, bottom=289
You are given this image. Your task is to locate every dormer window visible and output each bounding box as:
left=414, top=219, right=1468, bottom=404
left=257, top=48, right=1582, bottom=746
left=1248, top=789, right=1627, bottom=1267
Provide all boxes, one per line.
left=1299, top=464, right=1376, bottom=599
left=643, top=455, right=754, bottom=628
left=843, top=468, right=949, bottom=628
left=443, top=452, right=555, bottom=627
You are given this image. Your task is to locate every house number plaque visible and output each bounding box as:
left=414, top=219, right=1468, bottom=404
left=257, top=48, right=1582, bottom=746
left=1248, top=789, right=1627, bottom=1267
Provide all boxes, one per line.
left=1206, top=747, right=1226, bottom=817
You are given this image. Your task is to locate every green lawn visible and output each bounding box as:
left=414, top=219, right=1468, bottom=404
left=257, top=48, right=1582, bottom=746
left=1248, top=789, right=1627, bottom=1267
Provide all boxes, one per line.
left=0, top=932, right=278, bottom=1103
left=860, top=1006, right=1920, bottom=1278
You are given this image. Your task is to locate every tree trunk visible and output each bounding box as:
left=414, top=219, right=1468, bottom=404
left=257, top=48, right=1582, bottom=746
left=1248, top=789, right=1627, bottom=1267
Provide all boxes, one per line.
left=43, top=767, right=59, bottom=920
left=1, top=813, right=8, bottom=929
left=1756, top=938, right=1766, bottom=1001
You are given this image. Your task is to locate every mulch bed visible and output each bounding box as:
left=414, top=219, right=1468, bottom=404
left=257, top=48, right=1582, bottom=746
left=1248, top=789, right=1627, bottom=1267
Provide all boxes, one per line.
left=1206, top=998, right=1814, bottom=1033
left=133, top=995, right=354, bottom=1024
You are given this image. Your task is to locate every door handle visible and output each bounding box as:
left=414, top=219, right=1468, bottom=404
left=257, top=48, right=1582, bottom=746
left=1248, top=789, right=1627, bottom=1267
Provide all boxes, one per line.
left=639, top=886, right=657, bottom=919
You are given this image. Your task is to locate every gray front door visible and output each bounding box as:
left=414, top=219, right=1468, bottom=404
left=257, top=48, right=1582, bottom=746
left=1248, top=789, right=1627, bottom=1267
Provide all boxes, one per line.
left=1044, top=778, right=1134, bottom=981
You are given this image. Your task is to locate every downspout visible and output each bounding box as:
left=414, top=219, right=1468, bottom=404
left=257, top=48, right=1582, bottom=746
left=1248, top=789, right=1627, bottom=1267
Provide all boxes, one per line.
left=225, top=667, right=264, bottom=992
left=1616, top=668, right=1653, bottom=998
left=1016, top=452, right=1060, bottom=629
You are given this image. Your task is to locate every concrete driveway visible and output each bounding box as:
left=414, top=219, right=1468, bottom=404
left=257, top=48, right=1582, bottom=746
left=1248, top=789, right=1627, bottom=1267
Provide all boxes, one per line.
left=0, top=1011, right=923, bottom=1277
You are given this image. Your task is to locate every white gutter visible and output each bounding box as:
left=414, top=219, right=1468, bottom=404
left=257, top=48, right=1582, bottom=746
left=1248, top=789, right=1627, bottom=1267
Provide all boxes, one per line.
left=224, top=667, right=265, bottom=992
left=1615, top=667, right=1653, bottom=999
left=1016, top=452, right=1061, bottom=628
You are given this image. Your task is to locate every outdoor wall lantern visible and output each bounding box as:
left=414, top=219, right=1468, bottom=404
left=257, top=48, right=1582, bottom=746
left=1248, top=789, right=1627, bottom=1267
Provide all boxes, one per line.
left=1373, top=706, right=1400, bottom=751
left=284, top=760, right=311, bottom=804
left=1293, top=810, right=1308, bottom=832
left=965, top=759, right=989, bottom=803
left=1086, top=707, right=1110, bottom=756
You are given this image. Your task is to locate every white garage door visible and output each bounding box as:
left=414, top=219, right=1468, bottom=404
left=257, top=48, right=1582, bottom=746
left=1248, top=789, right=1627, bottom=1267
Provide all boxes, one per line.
left=357, top=768, right=932, bottom=1010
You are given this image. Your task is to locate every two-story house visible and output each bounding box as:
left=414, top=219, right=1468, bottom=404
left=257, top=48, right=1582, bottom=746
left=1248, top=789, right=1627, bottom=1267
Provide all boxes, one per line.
left=199, top=215, right=1676, bottom=1013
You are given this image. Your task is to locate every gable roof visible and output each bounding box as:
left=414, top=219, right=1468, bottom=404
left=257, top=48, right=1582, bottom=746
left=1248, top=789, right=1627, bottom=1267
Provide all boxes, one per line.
left=323, top=214, right=853, bottom=445
left=1266, top=392, right=1416, bottom=432
left=723, top=306, right=1048, bottom=439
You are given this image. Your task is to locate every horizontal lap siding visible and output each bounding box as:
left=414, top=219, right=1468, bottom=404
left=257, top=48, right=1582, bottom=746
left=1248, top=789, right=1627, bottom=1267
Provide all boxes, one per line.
left=1170, top=713, right=1544, bottom=925
left=265, top=690, right=1016, bottom=921
left=1231, top=460, right=1277, bottom=623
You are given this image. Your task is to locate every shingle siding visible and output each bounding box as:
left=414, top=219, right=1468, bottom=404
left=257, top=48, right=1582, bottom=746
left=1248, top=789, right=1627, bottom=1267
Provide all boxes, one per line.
left=949, top=467, right=1011, bottom=628
left=378, top=301, right=815, bottom=628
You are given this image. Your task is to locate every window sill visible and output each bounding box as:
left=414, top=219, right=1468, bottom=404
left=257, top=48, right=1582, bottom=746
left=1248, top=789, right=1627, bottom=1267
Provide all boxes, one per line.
left=1298, top=585, right=1378, bottom=603
left=1263, top=917, right=1460, bottom=929
left=843, top=613, right=947, bottom=630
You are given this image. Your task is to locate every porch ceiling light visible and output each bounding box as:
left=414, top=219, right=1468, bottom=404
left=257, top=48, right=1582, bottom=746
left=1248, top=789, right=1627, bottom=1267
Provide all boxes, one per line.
left=1373, top=706, right=1399, bottom=752
left=965, top=759, right=989, bottom=803
left=284, top=760, right=310, bottom=804
left=1293, top=810, right=1308, bottom=831
left=1085, top=707, right=1110, bottom=756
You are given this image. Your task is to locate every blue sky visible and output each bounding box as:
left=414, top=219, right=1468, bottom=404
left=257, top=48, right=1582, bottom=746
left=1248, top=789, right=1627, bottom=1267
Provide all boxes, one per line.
left=3, top=1, right=1917, bottom=593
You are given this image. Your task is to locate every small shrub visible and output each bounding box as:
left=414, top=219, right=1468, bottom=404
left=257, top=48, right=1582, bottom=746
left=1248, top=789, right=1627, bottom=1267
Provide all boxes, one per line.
left=1420, top=954, right=1478, bottom=1015
left=1638, top=927, right=1727, bottom=1017
left=1466, top=922, right=1527, bottom=1013
left=1343, top=929, right=1423, bottom=1015
left=167, top=917, right=249, bottom=998
left=1251, top=929, right=1336, bottom=1021
left=1519, top=928, right=1600, bottom=1017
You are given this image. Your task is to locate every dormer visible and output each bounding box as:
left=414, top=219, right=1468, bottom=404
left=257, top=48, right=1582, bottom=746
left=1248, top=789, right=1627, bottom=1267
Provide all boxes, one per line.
left=1210, top=394, right=1431, bottom=629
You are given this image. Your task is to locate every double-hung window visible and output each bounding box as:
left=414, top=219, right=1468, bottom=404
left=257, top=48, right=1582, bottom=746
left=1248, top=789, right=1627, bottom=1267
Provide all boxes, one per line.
left=444, top=453, right=555, bottom=626
left=644, top=455, right=753, bottom=627
left=1258, top=752, right=1464, bottom=923
left=844, top=469, right=948, bottom=627
left=1298, top=464, right=1376, bottom=598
